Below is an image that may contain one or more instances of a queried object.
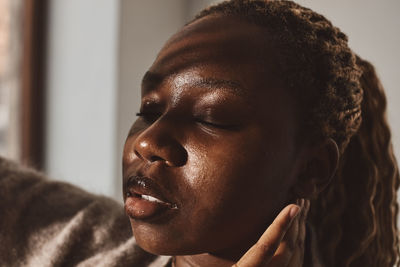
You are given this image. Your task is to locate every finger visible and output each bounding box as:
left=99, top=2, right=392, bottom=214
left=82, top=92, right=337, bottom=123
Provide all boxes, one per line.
left=234, top=204, right=301, bottom=267
left=287, top=199, right=310, bottom=267
left=268, top=199, right=304, bottom=266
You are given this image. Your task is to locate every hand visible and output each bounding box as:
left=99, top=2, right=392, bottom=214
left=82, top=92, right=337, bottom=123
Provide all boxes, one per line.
left=233, top=199, right=310, bottom=267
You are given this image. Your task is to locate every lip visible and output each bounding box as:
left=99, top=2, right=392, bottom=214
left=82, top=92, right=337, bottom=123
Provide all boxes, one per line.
left=124, top=175, right=178, bottom=221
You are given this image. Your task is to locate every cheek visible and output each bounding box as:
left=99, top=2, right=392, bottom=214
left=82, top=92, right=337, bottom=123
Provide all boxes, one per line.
left=181, top=127, right=294, bottom=240
left=187, top=127, right=293, bottom=199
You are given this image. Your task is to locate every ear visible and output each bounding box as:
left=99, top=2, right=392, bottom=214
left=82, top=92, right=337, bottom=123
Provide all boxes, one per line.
left=290, top=138, right=339, bottom=199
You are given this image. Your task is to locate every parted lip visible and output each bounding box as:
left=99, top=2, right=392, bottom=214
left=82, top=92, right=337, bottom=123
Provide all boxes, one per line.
left=124, top=175, right=178, bottom=208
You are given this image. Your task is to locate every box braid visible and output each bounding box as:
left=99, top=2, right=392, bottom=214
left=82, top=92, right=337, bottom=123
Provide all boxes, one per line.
left=192, top=1, right=400, bottom=266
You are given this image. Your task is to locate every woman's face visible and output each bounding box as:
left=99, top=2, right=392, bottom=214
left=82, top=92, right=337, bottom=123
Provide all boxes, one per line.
left=123, top=15, right=301, bottom=258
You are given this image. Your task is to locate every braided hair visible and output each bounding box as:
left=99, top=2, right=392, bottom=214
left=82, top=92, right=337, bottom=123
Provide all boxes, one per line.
left=192, top=1, right=400, bottom=266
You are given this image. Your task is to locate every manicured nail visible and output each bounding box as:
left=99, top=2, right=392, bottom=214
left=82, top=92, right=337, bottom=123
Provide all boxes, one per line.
left=290, top=206, right=300, bottom=219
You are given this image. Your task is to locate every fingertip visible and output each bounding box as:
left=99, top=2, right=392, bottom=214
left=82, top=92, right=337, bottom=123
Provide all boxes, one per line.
left=289, top=205, right=300, bottom=220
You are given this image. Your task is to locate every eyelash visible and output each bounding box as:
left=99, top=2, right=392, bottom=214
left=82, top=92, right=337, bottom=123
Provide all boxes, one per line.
left=194, top=118, right=226, bottom=129
left=136, top=112, right=235, bottom=130
left=136, top=112, right=160, bottom=123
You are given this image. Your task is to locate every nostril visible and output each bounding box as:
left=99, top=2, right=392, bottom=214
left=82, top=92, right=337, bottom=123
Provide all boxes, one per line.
left=134, top=149, right=143, bottom=160
left=149, top=155, right=164, bottom=162
left=133, top=134, right=187, bottom=167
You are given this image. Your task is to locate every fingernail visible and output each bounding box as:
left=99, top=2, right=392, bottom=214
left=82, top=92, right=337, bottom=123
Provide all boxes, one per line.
left=290, top=206, right=300, bottom=219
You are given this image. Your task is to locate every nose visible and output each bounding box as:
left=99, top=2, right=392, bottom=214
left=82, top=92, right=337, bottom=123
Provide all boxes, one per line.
left=128, top=119, right=187, bottom=167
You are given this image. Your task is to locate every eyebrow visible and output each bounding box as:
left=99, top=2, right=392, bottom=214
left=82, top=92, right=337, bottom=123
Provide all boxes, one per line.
left=141, top=71, right=163, bottom=88
left=141, top=71, right=246, bottom=95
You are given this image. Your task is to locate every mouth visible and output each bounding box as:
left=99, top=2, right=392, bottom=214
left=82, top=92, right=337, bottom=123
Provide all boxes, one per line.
left=124, top=176, right=178, bottom=221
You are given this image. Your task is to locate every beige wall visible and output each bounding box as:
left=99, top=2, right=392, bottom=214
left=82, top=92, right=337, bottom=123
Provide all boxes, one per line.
left=46, top=0, right=120, bottom=197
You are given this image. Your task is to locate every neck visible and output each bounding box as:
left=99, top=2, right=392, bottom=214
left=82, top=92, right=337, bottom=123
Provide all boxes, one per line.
left=174, top=254, right=236, bottom=267
left=173, top=225, right=264, bottom=266
left=174, top=223, right=319, bottom=267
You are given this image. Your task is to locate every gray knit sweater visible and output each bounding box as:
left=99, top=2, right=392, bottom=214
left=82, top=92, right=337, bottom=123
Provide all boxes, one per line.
left=0, top=157, right=171, bottom=267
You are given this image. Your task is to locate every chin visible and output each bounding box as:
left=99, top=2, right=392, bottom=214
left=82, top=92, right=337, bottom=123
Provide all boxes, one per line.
left=131, top=221, right=203, bottom=256
left=134, top=235, right=203, bottom=256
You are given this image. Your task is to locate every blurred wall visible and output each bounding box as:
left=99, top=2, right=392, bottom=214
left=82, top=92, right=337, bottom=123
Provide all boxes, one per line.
left=45, top=0, right=400, bottom=200
left=45, top=0, right=120, bottom=196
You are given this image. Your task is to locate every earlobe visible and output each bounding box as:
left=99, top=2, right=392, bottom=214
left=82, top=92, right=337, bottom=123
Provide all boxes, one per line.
left=290, top=138, right=339, bottom=199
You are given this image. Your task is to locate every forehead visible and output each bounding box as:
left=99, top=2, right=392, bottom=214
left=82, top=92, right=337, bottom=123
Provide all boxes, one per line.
left=142, top=14, right=298, bottom=146
left=148, top=15, right=283, bottom=95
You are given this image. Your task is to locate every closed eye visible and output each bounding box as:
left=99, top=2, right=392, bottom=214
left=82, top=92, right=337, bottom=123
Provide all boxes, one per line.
left=194, top=118, right=239, bottom=130
left=136, top=112, right=161, bottom=123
